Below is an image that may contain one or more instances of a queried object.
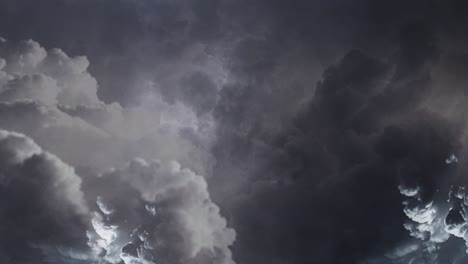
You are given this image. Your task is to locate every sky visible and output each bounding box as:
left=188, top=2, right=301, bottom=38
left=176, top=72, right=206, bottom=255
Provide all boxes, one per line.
left=2, top=0, right=468, bottom=263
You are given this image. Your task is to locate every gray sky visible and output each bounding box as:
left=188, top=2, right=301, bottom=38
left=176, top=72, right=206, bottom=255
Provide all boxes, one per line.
left=2, top=1, right=468, bottom=263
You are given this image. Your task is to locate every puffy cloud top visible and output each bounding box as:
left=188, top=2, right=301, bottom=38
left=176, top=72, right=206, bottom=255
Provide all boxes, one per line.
left=0, top=38, right=216, bottom=174
left=0, top=130, right=90, bottom=263
left=87, top=159, right=236, bottom=264
left=0, top=38, right=235, bottom=264
left=0, top=38, right=99, bottom=106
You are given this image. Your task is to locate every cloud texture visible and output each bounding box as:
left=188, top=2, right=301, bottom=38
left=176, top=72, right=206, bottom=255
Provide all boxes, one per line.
left=4, top=1, right=468, bottom=264
left=0, top=38, right=235, bottom=264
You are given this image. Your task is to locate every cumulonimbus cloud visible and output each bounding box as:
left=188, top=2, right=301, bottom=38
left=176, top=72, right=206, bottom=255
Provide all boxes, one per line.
left=0, top=37, right=217, bottom=173
left=0, top=38, right=236, bottom=264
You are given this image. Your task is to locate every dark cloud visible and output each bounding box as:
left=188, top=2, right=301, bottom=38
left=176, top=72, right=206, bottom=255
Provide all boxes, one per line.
left=2, top=1, right=468, bottom=264
left=0, top=130, right=90, bottom=264
left=0, top=129, right=235, bottom=264
left=210, top=28, right=468, bottom=263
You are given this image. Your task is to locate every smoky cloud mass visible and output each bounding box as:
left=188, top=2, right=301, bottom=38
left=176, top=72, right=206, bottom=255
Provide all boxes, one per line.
left=2, top=0, right=468, bottom=263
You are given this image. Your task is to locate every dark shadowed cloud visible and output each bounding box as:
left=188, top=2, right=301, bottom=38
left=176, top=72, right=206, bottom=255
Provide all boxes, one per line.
left=2, top=1, right=468, bottom=264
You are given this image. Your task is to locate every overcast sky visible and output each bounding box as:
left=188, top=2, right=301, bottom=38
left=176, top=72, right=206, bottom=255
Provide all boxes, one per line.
left=2, top=1, right=468, bottom=263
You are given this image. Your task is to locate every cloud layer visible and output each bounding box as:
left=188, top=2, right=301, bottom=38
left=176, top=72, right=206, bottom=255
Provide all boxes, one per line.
left=0, top=38, right=235, bottom=264
left=3, top=1, right=468, bottom=264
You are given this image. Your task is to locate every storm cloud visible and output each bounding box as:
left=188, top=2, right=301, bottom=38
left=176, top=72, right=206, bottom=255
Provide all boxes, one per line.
left=0, top=37, right=234, bottom=263
left=2, top=1, right=468, bottom=264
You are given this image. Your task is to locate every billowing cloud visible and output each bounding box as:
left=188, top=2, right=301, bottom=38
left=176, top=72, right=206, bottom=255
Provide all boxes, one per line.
left=393, top=159, right=468, bottom=263
left=0, top=129, right=90, bottom=263
left=0, top=129, right=235, bottom=264
left=4, top=1, right=468, bottom=264
left=0, top=37, right=235, bottom=264
left=210, top=33, right=468, bottom=264
left=0, top=37, right=216, bottom=174
left=86, top=159, right=236, bottom=264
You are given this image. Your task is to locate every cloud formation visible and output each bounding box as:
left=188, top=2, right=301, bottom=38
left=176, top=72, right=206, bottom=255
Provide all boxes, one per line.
left=0, top=129, right=90, bottom=263
left=0, top=38, right=235, bottom=264
left=87, top=159, right=235, bottom=264
left=4, top=1, right=468, bottom=264
left=0, top=37, right=216, bottom=174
